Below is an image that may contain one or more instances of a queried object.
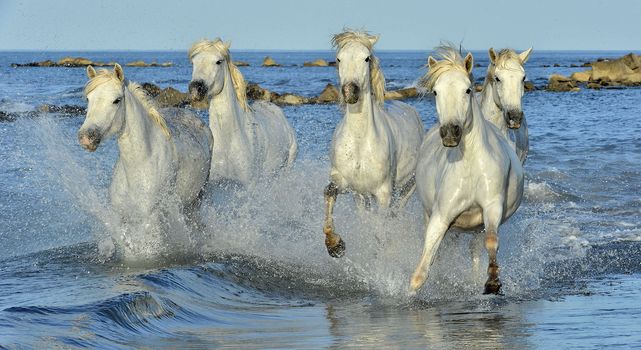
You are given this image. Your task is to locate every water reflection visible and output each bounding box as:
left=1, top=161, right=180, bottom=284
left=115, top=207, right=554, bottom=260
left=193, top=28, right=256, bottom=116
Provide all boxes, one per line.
left=324, top=300, right=533, bottom=349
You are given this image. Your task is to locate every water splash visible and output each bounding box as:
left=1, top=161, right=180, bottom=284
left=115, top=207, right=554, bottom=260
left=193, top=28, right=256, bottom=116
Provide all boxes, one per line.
left=19, top=115, right=589, bottom=302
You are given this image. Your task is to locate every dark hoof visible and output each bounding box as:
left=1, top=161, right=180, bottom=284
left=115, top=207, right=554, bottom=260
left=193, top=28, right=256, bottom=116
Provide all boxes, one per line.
left=483, top=279, right=502, bottom=295
left=326, top=238, right=346, bottom=258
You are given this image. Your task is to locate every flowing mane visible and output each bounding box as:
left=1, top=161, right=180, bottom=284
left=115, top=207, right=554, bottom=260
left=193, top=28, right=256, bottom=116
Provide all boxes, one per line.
left=485, top=49, right=522, bottom=83
left=331, top=30, right=385, bottom=106
left=189, top=38, right=249, bottom=112
left=419, top=45, right=474, bottom=92
left=84, top=69, right=171, bottom=138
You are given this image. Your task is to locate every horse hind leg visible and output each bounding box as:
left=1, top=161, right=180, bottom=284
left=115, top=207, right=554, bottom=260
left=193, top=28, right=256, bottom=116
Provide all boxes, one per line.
left=324, top=182, right=345, bottom=258
left=354, top=193, right=372, bottom=212
left=395, top=175, right=416, bottom=209
left=184, top=187, right=207, bottom=233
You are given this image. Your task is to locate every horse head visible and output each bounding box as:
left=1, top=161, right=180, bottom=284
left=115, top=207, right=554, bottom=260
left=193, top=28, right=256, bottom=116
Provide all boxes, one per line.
left=487, top=47, right=532, bottom=129
left=421, top=47, right=475, bottom=147
left=332, top=30, right=385, bottom=106
left=78, top=64, right=126, bottom=152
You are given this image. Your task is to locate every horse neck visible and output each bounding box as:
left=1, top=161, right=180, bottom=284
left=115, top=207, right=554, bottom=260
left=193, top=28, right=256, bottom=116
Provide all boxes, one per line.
left=208, top=69, right=251, bottom=138
left=118, top=87, right=167, bottom=162
left=461, top=94, right=491, bottom=154
left=480, top=78, right=506, bottom=130
left=343, top=82, right=378, bottom=135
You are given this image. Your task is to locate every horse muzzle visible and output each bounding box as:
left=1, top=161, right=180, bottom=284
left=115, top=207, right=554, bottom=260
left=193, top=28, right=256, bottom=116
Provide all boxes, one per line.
left=506, top=109, right=524, bottom=129
left=78, top=129, right=101, bottom=152
left=188, top=80, right=208, bottom=102
left=440, top=123, right=462, bottom=147
left=341, top=82, right=360, bottom=104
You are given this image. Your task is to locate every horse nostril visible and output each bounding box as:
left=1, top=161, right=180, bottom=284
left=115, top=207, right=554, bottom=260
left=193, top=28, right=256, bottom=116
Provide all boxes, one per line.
left=341, top=82, right=360, bottom=104
left=453, top=125, right=461, bottom=137
left=188, top=80, right=207, bottom=100
left=439, top=126, right=447, bottom=138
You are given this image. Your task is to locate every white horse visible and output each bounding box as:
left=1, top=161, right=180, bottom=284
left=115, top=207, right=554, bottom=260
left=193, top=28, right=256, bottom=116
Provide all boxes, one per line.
left=479, top=48, right=532, bottom=163
left=410, top=48, right=524, bottom=295
left=78, top=64, right=213, bottom=244
left=322, top=31, right=424, bottom=257
left=188, top=39, right=298, bottom=186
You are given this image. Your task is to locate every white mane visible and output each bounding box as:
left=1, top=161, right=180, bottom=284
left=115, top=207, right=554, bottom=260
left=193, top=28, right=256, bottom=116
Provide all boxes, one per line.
left=419, top=45, right=473, bottom=92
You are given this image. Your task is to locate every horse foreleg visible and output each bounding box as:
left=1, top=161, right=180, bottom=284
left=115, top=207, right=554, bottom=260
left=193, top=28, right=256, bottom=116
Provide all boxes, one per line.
left=323, top=182, right=345, bottom=258
left=482, top=203, right=504, bottom=295
left=409, top=212, right=449, bottom=294
left=375, top=183, right=392, bottom=210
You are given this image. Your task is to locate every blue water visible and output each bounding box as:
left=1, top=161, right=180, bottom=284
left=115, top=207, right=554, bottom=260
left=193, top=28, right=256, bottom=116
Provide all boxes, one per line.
left=1, top=50, right=641, bottom=349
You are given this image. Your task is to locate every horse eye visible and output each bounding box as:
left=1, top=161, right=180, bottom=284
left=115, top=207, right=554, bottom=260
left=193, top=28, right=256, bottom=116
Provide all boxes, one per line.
left=433, top=90, right=437, bottom=96
left=216, top=60, right=223, bottom=65
left=522, top=76, right=526, bottom=82
left=495, top=76, right=501, bottom=82
left=466, top=88, right=472, bottom=94
left=365, top=56, right=370, bottom=63
left=113, top=97, right=122, bottom=104
left=336, top=58, right=341, bottom=63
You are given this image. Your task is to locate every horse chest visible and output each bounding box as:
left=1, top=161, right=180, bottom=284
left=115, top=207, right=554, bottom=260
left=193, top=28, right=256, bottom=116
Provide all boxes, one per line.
left=333, top=139, right=389, bottom=186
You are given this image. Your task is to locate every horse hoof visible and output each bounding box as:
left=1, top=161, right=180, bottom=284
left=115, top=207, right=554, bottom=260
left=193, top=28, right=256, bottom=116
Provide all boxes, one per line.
left=483, top=279, right=502, bottom=295
left=326, top=238, right=346, bottom=258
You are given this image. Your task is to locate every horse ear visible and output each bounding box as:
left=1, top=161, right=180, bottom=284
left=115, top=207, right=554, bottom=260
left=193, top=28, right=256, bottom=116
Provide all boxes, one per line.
left=114, top=63, right=124, bottom=82
left=86, top=65, right=96, bottom=79
left=427, top=56, right=438, bottom=69
left=519, top=47, right=533, bottom=64
left=464, top=52, right=474, bottom=74
left=488, top=48, right=497, bottom=64
left=368, top=35, right=379, bottom=47
left=224, top=41, right=232, bottom=50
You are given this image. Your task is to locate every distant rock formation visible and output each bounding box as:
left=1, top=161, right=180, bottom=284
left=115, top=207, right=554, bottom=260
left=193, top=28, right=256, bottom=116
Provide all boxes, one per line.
left=303, top=59, right=329, bottom=67
left=262, top=56, right=281, bottom=67
left=384, top=87, right=419, bottom=100
left=548, top=53, right=641, bottom=91
left=125, top=60, right=173, bottom=67
left=11, top=57, right=173, bottom=68
left=316, top=83, right=340, bottom=103
left=547, top=74, right=579, bottom=92
left=2, top=82, right=431, bottom=122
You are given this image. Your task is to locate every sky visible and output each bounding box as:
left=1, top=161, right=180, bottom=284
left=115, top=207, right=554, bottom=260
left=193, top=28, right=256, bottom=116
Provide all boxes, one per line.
left=0, top=0, right=640, bottom=51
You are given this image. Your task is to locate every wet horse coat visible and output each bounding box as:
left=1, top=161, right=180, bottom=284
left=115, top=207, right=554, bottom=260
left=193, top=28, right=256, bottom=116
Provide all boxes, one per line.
left=410, top=48, right=524, bottom=294
left=322, top=31, right=424, bottom=257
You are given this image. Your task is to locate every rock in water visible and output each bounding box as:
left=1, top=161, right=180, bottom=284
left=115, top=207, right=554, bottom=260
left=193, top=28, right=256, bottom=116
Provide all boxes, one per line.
left=125, top=61, right=173, bottom=67
left=141, top=83, right=162, bottom=97
left=547, top=74, right=579, bottom=92
left=155, top=87, right=189, bottom=108
left=303, top=59, right=329, bottom=67
left=384, top=87, right=418, bottom=100
left=570, top=70, right=592, bottom=83
left=57, top=57, right=94, bottom=67
left=262, top=56, right=281, bottom=67
left=590, top=53, right=641, bottom=83
left=273, top=94, right=308, bottom=105
left=246, top=83, right=274, bottom=101
left=317, top=83, right=339, bottom=103
left=524, top=81, right=536, bottom=91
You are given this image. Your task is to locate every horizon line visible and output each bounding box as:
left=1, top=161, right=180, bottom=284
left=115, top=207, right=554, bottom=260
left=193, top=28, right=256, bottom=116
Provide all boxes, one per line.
left=1, top=48, right=640, bottom=53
